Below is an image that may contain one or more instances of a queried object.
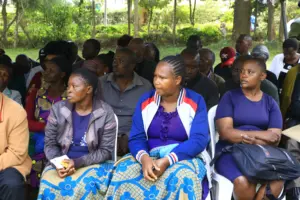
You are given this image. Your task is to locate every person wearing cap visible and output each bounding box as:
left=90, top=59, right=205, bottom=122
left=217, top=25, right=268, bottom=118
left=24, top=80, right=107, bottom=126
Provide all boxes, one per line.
left=0, top=74, right=32, bottom=200
left=269, top=38, right=300, bottom=92
left=214, top=47, right=236, bottom=81
left=251, top=45, right=278, bottom=87
left=198, top=48, right=225, bottom=94
left=235, top=34, right=252, bottom=57
left=25, top=56, right=71, bottom=156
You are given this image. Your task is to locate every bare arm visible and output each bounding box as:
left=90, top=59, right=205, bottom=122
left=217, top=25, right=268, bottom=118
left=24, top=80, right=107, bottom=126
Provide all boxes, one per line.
left=216, top=117, right=281, bottom=145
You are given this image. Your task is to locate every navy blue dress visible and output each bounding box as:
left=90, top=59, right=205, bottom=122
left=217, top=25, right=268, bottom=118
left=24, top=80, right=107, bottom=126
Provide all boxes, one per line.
left=214, top=88, right=282, bottom=182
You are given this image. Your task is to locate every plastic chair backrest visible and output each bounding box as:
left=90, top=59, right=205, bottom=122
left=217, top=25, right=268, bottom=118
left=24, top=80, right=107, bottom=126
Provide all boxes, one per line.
left=208, top=105, right=218, bottom=158
left=113, top=114, right=119, bottom=162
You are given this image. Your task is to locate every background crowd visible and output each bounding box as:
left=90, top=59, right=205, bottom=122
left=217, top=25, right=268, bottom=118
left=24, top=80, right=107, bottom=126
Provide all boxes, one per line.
left=0, top=33, right=300, bottom=200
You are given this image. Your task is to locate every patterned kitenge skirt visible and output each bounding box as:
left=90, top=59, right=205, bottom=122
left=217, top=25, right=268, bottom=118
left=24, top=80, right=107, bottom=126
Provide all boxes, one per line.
left=37, top=161, right=114, bottom=200
left=37, top=149, right=207, bottom=200
left=105, top=148, right=207, bottom=200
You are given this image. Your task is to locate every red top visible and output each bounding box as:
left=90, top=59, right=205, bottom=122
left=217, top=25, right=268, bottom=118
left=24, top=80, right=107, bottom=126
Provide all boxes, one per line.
left=28, top=72, right=42, bottom=91
left=25, top=88, right=45, bottom=132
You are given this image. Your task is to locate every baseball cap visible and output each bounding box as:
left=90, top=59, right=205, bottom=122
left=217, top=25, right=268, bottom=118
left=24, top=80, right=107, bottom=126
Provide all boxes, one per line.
left=220, top=47, right=236, bottom=67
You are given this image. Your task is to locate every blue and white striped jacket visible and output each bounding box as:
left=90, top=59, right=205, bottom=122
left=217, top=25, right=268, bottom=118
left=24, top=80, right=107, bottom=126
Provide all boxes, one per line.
left=129, top=88, right=210, bottom=165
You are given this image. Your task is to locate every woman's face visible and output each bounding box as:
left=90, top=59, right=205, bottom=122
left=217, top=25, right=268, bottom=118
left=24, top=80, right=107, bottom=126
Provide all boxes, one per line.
left=43, top=61, right=64, bottom=83
left=153, top=61, right=182, bottom=97
left=240, top=61, right=266, bottom=89
left=67, top=74, right=92, bottom=104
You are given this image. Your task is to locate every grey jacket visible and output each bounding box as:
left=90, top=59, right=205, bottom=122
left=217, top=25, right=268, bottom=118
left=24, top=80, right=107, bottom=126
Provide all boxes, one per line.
left=45, top=99, right=117, bottom=168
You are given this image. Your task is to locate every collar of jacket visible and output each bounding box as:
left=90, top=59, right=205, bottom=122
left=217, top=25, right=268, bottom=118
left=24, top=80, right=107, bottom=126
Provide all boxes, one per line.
left=141, top=88, right=198, bottom=138
left=59, top=97, right=107, bottom=126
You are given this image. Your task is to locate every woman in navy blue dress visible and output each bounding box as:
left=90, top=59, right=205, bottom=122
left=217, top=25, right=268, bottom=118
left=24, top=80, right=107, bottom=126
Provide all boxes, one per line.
left=215, top=57, right=284, bottom=200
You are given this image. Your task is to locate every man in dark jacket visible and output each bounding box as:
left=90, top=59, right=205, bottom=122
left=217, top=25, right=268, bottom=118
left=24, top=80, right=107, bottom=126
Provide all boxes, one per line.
left=181, top=48, right=219, bottom=110
left=128, top=38, right=157, bottom=84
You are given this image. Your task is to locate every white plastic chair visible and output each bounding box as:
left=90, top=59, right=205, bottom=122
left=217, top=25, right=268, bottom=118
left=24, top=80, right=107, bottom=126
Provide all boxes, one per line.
left=113, top=114, right=119, bottom=162
left=208, top=105, right=234, bottom=200
left=208, top=105, right=286, bottom=200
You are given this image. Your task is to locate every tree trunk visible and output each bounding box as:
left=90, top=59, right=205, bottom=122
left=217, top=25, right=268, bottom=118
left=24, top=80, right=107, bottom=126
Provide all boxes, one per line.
left=14, top=1, right=20, bottom=48
left=232, top=0, right=251, bottom=41
left=104, top=0, right=107, bottom=26
left=91, top=0, right=96, bottom=38
left=267, top=1, right=276, bottom=41
left=192, top=0, right=196, bottom=27
left=172, top=0, right=177, bottom=46
left=128, top=0, right=131, bottom=35
left=254, top=0, right=258, bottom=34
left=20, top=23, right=35, bottom=48
left=279, top=16, right=284, bottom=41
left=189, top=0, right=196, bottom=26
left=189, top=0, right=192, bottom=25
left=147, top=8, right=153, bottom=36
left=134, top=0, right=139, bottom=37
left=1, top=0, right=8, bottom=45
left=280, top=0, right=288, bottom=40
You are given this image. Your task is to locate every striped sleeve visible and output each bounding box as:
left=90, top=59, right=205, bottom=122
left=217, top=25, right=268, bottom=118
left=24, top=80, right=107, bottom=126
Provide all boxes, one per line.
left=165, top=152, right=179, bottom=165
left=136, top=150, right=149, bottom=163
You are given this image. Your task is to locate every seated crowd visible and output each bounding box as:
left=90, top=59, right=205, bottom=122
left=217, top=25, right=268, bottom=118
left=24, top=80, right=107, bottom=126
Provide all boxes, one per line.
left=0, top=34, right=300, bottom=200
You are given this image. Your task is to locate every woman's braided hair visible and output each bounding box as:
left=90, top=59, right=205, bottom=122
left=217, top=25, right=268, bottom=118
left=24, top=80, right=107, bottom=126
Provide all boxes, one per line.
left=161, top=55, right=186, bottom=85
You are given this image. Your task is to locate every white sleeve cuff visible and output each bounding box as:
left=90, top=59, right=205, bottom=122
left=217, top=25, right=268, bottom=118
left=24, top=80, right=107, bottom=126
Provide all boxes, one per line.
left=136, top=150, right=149, bottom=163
left=165, top=152, right=178, bottom=165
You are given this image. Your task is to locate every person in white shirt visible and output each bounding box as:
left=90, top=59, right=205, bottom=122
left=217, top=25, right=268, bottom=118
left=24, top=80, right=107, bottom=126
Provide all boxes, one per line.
left=269, top=38, right=300, bottom=92
left=26, top=48, right=45, bottom=89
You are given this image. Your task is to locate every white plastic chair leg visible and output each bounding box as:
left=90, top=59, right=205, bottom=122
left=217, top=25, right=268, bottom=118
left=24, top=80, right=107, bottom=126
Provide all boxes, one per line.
left=212, top=172, right=234, bottom=200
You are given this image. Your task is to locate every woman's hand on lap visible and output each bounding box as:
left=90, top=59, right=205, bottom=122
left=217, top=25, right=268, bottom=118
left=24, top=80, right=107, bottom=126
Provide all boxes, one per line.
left=56, top=159, right=76, bottom=178
left=255, top=131, right=280, bottom=145
left=141, top=155, right=160, bottom=182
left=241, top=134, right=256, bottom=144
left=153, top=157, right=170, bottom=178
left=57, top=168, right=67, bottom=178
left=63, top=159, right=76, bottom=176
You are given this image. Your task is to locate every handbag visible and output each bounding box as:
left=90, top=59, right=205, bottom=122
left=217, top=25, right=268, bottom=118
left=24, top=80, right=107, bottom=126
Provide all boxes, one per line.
left=211, top=143, right=300, bottom=182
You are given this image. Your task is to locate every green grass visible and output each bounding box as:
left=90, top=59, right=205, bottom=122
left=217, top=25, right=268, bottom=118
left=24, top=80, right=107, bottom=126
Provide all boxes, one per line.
left=4, top=40, right=282, bottom=68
